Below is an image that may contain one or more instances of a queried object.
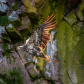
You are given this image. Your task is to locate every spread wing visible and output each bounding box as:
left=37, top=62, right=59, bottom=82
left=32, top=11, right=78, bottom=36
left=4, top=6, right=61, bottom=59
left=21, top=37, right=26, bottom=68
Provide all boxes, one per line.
left=26, top=14, right=57, bottom=52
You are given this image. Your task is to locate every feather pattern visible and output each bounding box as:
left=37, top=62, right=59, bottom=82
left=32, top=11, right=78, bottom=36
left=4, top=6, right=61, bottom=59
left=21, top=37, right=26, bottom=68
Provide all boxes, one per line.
left=23, top=14, right=56, bottom=62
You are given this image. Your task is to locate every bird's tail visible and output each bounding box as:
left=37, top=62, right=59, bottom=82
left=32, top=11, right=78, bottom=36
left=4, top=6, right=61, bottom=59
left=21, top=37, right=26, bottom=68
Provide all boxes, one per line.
left=43, top=54, right=51, bottom=63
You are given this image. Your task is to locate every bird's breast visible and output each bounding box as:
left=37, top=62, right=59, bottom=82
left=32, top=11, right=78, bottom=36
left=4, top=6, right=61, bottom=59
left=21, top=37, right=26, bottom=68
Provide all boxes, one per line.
left=28, top=43, right=34, bottom=49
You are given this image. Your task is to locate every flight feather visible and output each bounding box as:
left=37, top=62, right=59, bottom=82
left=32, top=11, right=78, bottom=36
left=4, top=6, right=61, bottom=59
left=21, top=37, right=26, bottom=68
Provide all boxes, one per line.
left=18, top=14, right=57, bottom=63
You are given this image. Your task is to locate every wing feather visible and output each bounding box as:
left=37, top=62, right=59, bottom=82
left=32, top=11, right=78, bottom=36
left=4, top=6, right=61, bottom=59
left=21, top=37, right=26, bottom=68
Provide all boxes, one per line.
left=27, top=14, right=57, bottom=51
left=39, top=15, right=56, bottom=50
left=43, top=14, right=54, bottom=23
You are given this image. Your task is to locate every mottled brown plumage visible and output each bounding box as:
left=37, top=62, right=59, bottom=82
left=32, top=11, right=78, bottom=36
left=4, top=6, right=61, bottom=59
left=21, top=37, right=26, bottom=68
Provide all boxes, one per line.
left=17, top=14, right=56, bottom=63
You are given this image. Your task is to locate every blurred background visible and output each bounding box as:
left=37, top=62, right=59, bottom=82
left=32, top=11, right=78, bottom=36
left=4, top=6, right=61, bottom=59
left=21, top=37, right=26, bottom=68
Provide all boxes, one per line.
left=0, top=0, right=84, bottom=84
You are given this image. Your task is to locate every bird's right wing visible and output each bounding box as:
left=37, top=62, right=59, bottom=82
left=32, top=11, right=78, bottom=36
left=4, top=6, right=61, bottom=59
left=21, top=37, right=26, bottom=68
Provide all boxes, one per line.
left=26, top=14, right=56, bottom=52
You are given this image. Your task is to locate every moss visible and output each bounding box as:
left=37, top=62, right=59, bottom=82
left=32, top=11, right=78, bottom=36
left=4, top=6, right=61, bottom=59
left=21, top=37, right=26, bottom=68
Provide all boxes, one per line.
left=77, top=0, right=84, bottom=21
left=56, top=21, right=72, bottom=83
left=12, top=21, right=22, bottom=27
left=48, top=0, right=67, bottom=24
left=23, top=0, right=37, bottom=13
left=73, top=39, right=84, bottom=65
left=21, top=28, right=31, bottom=37
left=12, top=27, right=23, bottom=40
left=10, top=3, right=19, bottom=11
left=2, top=43, right=14, bottom=63
left=29, top=67, right=38, bottom=78
left=35, top=46, right=47, bottom=71
left=0, top=15, right=11, bottom=26
left=27, top=21, right=35, bottom=34
left=0, top=67, right=23, bottom=84
left=36, top=57, right=44, bottom=70
left=35, top=0, right=45, bottom=8
left=10, top=0, right=23, bottom=11
left=36, top=81, right=40, bottom=84
left=67, top=51, right=84, bottom=84
left=27, top=70, right=38, bottom=82
left=37, top=0, right=51, bottom=19
left=56, top=20, right=84, bottom=83
left=72, top=25, right=81, bottom=36
left=2, top=33, right=10, bottom=42
left=64, top=12, right=77, bottom=26
left=2, top=43, right=9, bottom=57
left=2, top=43, right=8, bottom=52
left=20, top=12, right=28, bottom=17
left=6, top=30, right=22, bottom=43
left=0, top=81, right=6, bottom=84
left=5, top=21, right=23, bottom=42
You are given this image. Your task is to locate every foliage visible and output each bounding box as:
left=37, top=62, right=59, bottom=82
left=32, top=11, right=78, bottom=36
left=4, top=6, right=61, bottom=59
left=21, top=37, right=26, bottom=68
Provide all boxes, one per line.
left=0, top=15, right=11, bottom=26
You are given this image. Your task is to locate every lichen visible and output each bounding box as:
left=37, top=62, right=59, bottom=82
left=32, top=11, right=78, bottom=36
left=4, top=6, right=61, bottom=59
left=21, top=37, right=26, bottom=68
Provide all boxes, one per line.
left=23, top=0, right=37, bottom=13
left=56, top=19, right=84, bottom=84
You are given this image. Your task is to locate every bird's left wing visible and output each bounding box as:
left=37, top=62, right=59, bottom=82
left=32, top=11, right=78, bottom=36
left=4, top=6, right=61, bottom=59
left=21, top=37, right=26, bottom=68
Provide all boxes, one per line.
left=26, top=14, right=56, bottom=52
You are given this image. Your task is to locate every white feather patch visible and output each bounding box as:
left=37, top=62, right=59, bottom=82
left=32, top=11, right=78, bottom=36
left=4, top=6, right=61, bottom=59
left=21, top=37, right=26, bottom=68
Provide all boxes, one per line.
left=26, top=38, right=30, bottom=44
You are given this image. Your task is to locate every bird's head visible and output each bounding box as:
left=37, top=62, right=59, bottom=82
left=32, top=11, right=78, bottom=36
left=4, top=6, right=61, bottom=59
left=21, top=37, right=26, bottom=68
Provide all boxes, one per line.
left=17, top=46, right=24, bottom=51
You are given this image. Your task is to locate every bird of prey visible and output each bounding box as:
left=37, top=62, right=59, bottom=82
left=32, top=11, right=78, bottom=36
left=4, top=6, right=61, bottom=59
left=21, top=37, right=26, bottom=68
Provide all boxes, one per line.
left=17, top=14, right=56, bottom=68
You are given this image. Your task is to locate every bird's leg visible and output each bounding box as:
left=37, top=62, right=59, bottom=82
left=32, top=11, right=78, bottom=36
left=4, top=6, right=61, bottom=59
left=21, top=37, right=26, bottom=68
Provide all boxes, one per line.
left=29, top=49, right=51, bottom=63
left=27, top=57, right=38, bottom=64
left=33, top=56, right=39, bottom=73
left=27, top=57, right=33, bottom=62
left=27, top=56, right=39, bottom=73
left=33, top=56, right=38, bottom=64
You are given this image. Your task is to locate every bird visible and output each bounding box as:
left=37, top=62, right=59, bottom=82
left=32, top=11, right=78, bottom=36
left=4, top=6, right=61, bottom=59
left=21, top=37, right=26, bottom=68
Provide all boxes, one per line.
left=17, top=14, right=56, bottom=70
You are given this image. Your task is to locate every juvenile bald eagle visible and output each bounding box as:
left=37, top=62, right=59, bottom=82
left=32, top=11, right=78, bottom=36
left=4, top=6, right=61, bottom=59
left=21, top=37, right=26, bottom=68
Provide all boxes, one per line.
left=17, top=14, right=56, bottom=63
